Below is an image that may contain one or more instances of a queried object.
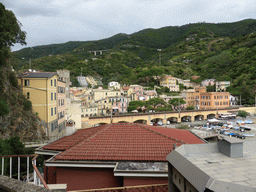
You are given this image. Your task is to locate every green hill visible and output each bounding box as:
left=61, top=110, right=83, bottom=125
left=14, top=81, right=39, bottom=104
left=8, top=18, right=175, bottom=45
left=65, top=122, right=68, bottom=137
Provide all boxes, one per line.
left=11, top=19, right=256, bottom=104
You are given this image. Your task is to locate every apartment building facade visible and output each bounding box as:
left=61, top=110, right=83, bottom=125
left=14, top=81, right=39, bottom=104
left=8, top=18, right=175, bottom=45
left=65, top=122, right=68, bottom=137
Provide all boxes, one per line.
left=160, top=76, right=179, bottom=92
left=199, top=92, right=230, bottom=110
left=18, top=72, right=59, bottom=137
left=57, top=79, right=67, bottom=136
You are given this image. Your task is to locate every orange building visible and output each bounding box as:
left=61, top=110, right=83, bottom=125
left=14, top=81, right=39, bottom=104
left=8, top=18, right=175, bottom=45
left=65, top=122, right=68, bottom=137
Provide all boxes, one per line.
left=185, top=87, right=230, bottom=110
left=199, top=92, right=230, bottom=110
left=194, top=87, right=207, bottom=110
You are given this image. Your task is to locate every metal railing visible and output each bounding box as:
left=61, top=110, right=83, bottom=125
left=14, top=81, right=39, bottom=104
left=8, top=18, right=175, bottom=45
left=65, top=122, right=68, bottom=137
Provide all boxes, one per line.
left=74, top=184, right=168, bottom=192
left=0, top=154, right=49, bottom=189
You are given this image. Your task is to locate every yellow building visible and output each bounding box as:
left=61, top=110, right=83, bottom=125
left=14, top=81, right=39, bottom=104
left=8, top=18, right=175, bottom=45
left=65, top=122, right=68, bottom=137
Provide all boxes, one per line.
left=160, top=75, right=179, bottom=92
left=92, top=89, right=121, bottom=101
left=181, top=89, right=195, bottom=107
left=18, top=72, right=59, bottom=137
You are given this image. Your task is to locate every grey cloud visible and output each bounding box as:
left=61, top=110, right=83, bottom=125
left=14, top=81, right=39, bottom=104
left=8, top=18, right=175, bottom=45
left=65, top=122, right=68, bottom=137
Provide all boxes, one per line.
left=15, top=7, right=59, bottom=17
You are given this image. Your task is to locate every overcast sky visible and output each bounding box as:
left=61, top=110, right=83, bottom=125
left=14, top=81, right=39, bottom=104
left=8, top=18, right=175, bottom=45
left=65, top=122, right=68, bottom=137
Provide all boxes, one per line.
left=2, top=0, right=256, bottom=51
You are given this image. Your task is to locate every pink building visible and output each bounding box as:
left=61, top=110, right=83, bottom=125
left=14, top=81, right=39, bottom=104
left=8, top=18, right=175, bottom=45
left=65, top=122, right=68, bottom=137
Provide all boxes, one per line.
left=109, top=96, right=128, bottom=114
left=145, top=90, right=158, bottom=101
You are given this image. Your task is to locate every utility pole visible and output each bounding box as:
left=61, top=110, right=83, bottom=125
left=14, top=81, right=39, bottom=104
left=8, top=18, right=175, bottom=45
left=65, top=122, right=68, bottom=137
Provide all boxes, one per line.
left=178, top=97, right=180, bottom=118
left=110, top=105, right=113, bottom=123
left=29, top=59, right=31, bottom=70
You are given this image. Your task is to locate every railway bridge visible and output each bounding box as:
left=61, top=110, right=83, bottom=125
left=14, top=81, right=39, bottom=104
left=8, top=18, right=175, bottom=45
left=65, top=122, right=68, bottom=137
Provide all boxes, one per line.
left=81, top=107, right=249, bottom=128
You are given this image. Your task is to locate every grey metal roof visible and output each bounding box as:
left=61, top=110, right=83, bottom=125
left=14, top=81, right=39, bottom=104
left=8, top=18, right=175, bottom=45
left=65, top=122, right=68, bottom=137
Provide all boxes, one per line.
left=18, top=72, right=57, bottom=79
left=167, top=141, right=256, bottom=192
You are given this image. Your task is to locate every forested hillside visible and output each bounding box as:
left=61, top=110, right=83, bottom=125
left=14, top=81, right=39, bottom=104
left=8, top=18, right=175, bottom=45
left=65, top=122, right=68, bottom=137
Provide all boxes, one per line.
left=12, top=19, right=256, bottom=104
left=0, top=3, right=45, bottom=141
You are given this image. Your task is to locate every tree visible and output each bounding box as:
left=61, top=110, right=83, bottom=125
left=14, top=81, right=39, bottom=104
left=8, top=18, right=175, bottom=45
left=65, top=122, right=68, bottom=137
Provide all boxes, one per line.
left=168, top=98, right=186, bottom=106
left=186, top=106, right=195, bottom=110
left=206, top=84, right=216, bottom=92
left=0, top=3, right=26, bottom=66
left=0, top=100, right=9, bottom=116
left=23, top=100, right=32, bottom=111
left=145, top=98, right=166, bottom=109
left=128, top=101, right=145, bottom=112
left=237, top=110, right=248, bottom=118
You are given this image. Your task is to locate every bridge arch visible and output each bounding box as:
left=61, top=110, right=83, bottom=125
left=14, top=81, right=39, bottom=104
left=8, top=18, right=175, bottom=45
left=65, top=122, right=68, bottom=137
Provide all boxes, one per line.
left=133, top=119, right=147, bottom=124
left=151, top=118, right=164, bottom=123
left=118, top=121, right=129, bottom=123
left=207, top=113, right=216, bottom=119
left=181, top=115, right=191, bottom=122
left=167, top=117, right=178, bottom=123
left=194, top=114, right=204, bottom=121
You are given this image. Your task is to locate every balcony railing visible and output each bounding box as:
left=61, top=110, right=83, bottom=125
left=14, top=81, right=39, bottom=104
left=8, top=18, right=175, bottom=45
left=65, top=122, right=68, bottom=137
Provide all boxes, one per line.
left=0, top=154, right=49, bottom=189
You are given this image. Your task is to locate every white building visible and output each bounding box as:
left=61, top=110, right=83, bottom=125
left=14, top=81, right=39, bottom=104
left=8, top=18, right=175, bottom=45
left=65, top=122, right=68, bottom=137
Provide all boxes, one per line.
left=230, top=94, right=239, bottom=106
left=108, top=81, right=120, bottom=90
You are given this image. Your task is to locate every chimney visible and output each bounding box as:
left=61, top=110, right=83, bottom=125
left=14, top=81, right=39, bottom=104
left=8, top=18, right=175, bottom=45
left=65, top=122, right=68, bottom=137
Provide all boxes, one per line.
left=217, top=137, right=243, bottom=158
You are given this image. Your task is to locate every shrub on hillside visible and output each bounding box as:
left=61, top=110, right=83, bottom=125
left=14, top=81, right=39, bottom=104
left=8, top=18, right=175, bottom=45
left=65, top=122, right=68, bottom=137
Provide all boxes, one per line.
left=9, top=72, right=18, bottom=88
left=23, top=100, right=32, bottom=111
left=0, top=100, right=9, bottom=116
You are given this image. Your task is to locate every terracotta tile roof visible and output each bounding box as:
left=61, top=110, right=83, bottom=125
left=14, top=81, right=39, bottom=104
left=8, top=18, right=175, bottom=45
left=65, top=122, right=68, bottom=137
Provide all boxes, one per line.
left=123, top=87, right=130, bottom=90
left=43, top=126, right=106, bottom=151
left=44, top=123, right=204, bottom=162
left=143, top=125, right=205, bottom=144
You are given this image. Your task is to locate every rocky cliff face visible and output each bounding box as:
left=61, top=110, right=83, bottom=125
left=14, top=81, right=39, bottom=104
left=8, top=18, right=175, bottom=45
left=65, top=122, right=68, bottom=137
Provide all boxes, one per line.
left=0, top=65, right=45, bottom=142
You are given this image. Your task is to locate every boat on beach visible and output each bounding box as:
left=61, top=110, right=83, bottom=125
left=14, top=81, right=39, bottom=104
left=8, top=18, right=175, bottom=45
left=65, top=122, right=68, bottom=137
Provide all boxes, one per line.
left=240, top=125, right=252, bottom=131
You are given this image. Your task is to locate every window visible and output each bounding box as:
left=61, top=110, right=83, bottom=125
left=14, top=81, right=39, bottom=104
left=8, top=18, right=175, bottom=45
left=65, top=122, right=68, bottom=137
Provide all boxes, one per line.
left=51, top=92, right=53, bottom=101
left=27, top=92, right=30, bottom=99
left=51, top=123, right=54, bottom=132
left=54, top=79, right=56, bottom=87
left=24, top=79, right=29, bottom=86
left=55, top=107, right=57, bottom=115
left=54, top=93, right=56, bottom=100
left=51, top=80, right=53, bottom=86
left=51, top=108, right=53, bottom=116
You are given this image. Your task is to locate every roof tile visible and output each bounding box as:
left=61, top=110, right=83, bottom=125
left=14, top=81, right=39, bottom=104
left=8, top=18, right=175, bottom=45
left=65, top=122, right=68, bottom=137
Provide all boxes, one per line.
left=43, top=123, right=204, bottom=162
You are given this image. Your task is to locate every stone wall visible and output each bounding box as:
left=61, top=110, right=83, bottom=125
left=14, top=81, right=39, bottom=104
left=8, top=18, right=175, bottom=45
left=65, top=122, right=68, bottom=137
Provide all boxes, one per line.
left=0, top=175, right=65, bottom=192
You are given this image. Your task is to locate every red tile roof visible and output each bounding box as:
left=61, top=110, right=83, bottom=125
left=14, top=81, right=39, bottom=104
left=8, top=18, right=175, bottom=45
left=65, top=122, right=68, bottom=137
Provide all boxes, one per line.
left=43, top=126, right=106, bottom=151
left=44, top=123, right=204, bottom=162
